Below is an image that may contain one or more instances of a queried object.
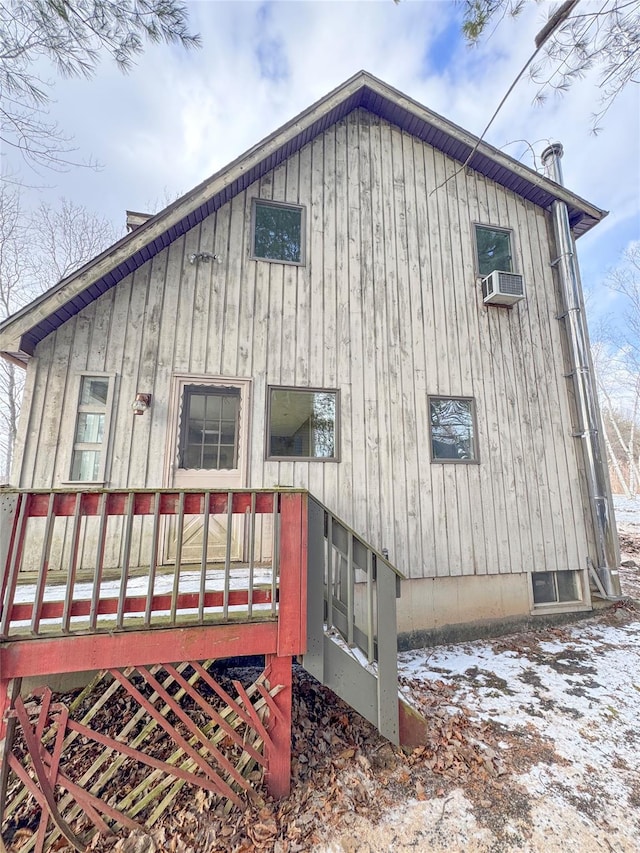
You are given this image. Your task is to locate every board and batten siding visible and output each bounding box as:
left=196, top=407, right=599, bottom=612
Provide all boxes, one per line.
left=15, top=107, right=589, bottom=582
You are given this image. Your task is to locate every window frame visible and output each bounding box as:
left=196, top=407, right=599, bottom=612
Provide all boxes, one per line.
left=250, top=198, right=306, bottom=266
left=265, top=386, right=340, bottom=462
left=531, top=570, right=583, bottom=607
left=473, top=223, right=516, bottom=277
left=64, top=372, right=115, bottom=485
left=178, top=384, right=241, bottom=472
left=428, top=395, right=479, bottom=465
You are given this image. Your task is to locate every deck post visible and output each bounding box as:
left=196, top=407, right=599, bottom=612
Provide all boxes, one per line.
left=0, top=677, right=21, bottom=822
left=0, top=492, right=19, bottom=590
left=277, top=492, right=308, bottom=656
left=263, top=654, right=293, bottom=799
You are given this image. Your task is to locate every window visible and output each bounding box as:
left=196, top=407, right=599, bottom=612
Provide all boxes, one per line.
left=267, top=388, right=338, bottom=460
left=179, top=386, right=240, bottom=470
left=475, top=225, right=513, bottom=276
left=70, top=376, right=111, bottom=481
left=532, top=571, right=581, bottom=605
left=252, top=200, right=304, bottom=264
left=429, top=397, right=478, bottom=462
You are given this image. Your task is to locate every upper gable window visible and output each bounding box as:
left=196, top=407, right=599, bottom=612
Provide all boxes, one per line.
left=475, top=225, right=513, bottom=276
left=252, top=200, right=304, bottom=264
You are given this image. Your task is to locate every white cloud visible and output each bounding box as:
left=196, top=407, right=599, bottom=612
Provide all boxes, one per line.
left=3, top=0, right=637, bottom=328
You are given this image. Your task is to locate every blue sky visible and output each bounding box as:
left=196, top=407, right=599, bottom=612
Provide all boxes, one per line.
left=3, top=0, right=639, bottom=333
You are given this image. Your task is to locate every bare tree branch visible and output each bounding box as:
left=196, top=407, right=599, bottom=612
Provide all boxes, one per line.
left=462, top=0, right=640, bottom=130
left=0, top=0, right=200, bottom=172
left=0, top=187, right=119, bottom=480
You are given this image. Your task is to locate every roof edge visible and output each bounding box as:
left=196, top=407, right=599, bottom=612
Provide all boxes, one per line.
left=0, top=71, right=608, bottom=356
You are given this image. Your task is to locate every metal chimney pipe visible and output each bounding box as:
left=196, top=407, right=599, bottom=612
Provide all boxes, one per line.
left=541, top=143, right=621, bottom=598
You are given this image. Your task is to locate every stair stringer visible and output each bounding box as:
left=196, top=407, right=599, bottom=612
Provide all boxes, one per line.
left=302, top=497, right=401, bottom=746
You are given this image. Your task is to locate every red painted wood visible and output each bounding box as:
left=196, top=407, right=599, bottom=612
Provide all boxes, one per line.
left=191, top=662, right=255, bottom=730
left=109, top=669, right=242, bottom=804
left=299, top=493, right=308, bottom=656
left=161, top=663, right=265, bottom=766
left=34, top=688, right=52, bottom=741
left=45, top=760, right=138, bottom=832
left=23, top=490, right=278, bottom=518
left=67, top=712, right=239, bottom=801
left=0, top=496, right=29, bottom=637
left=277, top=493, right=308, bottom=656
left=7, top=752, right=49, bottom=815
left=135, top=665, right=251, bottom=792
left=2, top=486, right=309, bottom=807
left=263, top=655, right=293, bottom=799
left=0, top=678, right=12, bottom=746
left=231, top=680, right=273, bottom=752
left=8, top=588, right=272, bottom=624
left=0, top=622, right=279, bottom=679
left=0, top=676, right=20, bottom=819
left=14, top=697, right=84, bottom=852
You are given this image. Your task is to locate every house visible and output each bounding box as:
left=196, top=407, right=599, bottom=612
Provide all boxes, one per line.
left=0, top=71, right=621, bottom=647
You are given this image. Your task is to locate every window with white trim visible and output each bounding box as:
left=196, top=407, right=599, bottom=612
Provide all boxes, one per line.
left=252, top=200, right=304, bottom=264
left=532, top=571, right=581, bottom=605
left=69, top=376, right=112, bottom=481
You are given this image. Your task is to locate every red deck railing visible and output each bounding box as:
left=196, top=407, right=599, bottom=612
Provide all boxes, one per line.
left=0, top=489, right=307, bottom=647
left=0, top=489, right=308, bottom=810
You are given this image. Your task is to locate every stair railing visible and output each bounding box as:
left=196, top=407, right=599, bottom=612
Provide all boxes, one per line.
left=304, top=497, right=404, bottom=743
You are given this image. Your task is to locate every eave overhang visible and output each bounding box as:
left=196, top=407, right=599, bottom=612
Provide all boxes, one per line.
left=0, top=71, right=607, bottom=361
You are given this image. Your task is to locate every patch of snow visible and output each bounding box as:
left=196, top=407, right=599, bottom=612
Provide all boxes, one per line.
left=397, top=614, right=640, bottom=850
left=613, top=493, right=640, bottom=531
left=8, top=567, right=275, bottom=627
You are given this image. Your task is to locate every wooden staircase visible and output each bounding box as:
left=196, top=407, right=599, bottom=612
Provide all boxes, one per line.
left=302, top=496, right=403, bottom=745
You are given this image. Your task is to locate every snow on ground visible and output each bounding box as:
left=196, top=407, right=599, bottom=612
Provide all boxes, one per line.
left=614, top=493, right=640, bottom=532
left=323, top=609, right=640, bottom=853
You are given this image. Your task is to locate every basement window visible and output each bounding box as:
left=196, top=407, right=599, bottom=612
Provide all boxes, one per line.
left=475, top=225, right=513, bottom=276
left=429, top=397, right=478, bottom=463
left=267, top=387, right=338, bottom=460
left=532, top=571, right=581, bottom=605
left=252, top=200, right=304, bottom=264
left=69, top=375, right=112, bottom=481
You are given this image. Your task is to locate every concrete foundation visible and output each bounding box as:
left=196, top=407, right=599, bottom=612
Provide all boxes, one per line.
left=396, top=572, right=593, bottom=650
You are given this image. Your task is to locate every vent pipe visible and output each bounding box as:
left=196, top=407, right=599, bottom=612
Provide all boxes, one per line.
left=541, top=143, right=621, bottom=598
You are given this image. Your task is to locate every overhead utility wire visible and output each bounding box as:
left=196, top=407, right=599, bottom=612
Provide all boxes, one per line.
left=429, top=0, right=581, bottom=196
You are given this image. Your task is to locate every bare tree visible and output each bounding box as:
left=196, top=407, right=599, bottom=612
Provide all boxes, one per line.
left=1, top=0, right=200, bottom=171
left=462, top=0, right=640, bottom=129
left=30, top=198, right=118, bottom=286
left=0, top=189, right=119, bottom=480
left=606, top=242, right=640, bottom=363
left=0, top=185, right=31, bottom=480
left=590, top=244, right=640, bottom=495
left=592, top=342, right=639, bottom=497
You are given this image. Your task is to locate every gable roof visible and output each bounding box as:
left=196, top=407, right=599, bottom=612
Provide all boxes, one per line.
left=1, top=70, right=607, bottom=364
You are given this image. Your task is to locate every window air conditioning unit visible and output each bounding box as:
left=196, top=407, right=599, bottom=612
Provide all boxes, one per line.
left=482, top=270, right=525, bottom=306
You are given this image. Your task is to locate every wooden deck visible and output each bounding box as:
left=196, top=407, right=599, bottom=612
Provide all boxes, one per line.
left=0, top=487, right=403, bottom=851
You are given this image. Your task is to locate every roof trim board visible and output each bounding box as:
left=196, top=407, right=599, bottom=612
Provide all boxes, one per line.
left=0, top=70, right=607, bottom=360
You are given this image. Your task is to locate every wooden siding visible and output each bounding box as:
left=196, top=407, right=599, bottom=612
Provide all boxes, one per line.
left=15, top=108, right=589, bottom=581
